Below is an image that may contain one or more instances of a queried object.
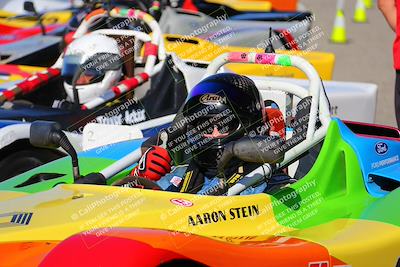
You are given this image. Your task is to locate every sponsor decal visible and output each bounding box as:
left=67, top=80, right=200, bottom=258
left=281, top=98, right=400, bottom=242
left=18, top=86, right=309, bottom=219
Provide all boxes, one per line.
left=170, top=198, right=193, bottom=207
left=199, top=94, right=226, bottom=105
left=371, top=155, right=399, bottom=169
left=375, top=142, right=388, bottom=155
left=124, top=109, right=146, bottom=124
left=95, top=109, right=146, bottom=125
left=188, top=205, right=259, bottom=226
left=308, top=262, right=329, bottom=267
left=170, top=176, right=183, bottom=187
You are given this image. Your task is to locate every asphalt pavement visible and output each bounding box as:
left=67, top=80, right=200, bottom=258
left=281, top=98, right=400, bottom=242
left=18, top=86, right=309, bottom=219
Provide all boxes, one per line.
left=302, top=0, right=397, bottom=126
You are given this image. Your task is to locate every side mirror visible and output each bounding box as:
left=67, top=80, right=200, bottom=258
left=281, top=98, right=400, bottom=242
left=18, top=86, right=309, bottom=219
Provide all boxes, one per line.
left=30, top=121, right=62, bottom=149
left=23, top=1, right=46, bottom=35
left=23, top=1, right=37, bottom=14
left=30, top=121, right=80, bottom=179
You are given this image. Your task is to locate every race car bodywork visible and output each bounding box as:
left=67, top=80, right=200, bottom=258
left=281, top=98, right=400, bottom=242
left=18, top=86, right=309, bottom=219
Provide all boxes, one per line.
left=0, top=34, right=62, bottom=66
left=0, top=0, right=80, bottom=15
left=163, top=34, right=335, bottom=80
left=0, top=118, right=398, bottom=267
left=0, top=5, right=73, bottom=65
left=160, top=7, right=313, bottom=49
left=69, top=6, right=331, bottom=78
left=192, top=0, right=299, bottom=12
left=0, top=52, right=397, bottom=267
left=0, top=10, right=72, bottom=37
left=181, top=0, right=298, bottom=14
left=0, top=64, right=45, bottom=88
left=0, top=228, right=352, bottom=267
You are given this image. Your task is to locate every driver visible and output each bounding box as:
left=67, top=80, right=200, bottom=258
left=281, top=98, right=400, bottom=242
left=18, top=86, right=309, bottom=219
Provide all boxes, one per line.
left=128, top=73, right=285, bottom=195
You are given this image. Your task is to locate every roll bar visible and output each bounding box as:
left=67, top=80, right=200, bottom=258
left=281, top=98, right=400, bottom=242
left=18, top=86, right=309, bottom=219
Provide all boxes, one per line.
left=204, top=52, right=331, bottom=166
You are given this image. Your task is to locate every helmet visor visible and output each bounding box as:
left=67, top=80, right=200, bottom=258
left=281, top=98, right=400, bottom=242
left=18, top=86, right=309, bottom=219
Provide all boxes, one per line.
left=62, top=53, right=122, bottom=85
left=61, top=54, right=81, bottom=84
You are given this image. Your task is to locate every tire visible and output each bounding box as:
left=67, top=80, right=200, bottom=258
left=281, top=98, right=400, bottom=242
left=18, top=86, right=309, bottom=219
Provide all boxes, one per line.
left=0, top=149, right=63, bottom=182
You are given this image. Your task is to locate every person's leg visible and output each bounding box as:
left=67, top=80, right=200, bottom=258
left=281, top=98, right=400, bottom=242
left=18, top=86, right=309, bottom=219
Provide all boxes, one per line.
left=396, top=71, right=400, bottom=128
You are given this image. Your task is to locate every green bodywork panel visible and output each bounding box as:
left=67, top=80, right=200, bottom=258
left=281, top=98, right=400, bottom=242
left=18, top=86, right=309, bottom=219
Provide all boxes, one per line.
left=270, top=122, right=382, bottom=229
left=0, top=157, right=131, bottom=193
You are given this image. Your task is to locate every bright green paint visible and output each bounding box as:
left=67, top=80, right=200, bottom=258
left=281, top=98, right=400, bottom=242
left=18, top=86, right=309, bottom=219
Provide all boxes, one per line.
left=277, top=55, right=292, bottom=66
left=0, top=157, right=128, bottom=193
left=119, top=8, right=129, bottom=16
left=270, top=121, right=392, bottom=228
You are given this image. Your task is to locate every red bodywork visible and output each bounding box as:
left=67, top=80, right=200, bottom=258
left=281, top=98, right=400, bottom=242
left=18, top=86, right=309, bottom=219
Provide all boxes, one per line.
left=344, top=120, right=400, bottom=141
left=0, top=228, right=349, bottom=267
left=0, top=24, right=64, bottom=46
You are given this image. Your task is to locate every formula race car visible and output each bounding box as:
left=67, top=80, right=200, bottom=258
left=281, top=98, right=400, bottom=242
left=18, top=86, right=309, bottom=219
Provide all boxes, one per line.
left=0, top=1, right=75, bottom=66
left=0, top=52, right=398, bottom=267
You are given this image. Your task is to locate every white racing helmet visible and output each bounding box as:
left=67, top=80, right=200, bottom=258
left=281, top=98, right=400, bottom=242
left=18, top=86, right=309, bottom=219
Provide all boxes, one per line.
left=61, top=33, right=123, bottom=104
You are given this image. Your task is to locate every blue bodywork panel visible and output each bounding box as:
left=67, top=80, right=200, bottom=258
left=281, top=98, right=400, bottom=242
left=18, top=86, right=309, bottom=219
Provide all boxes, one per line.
left=336, top=118, right=400, bottom=197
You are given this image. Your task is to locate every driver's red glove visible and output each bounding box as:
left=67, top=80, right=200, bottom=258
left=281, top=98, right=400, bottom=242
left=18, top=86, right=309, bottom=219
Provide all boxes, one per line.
left=131, top=146, right=172, bottom=181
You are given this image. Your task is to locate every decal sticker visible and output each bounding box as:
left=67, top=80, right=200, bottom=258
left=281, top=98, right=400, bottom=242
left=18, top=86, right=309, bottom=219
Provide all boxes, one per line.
left=308, top=262, right=329, bottom=267
left=199, top=94, right=226, bottom=105
left=371, top=155, right=399, bottom=169
left=170, top=176, right=183, bottom=187
left=255, top=53, right=276, bottom=65
left=375, top=142, right=388, bottom=155
left=10, top=212, right=33, bottom=225
left=0, top=212, right=33, bottom=227
left=228, top=52, right=249, bottom=63
left=170, top=198, right=193, bottom=207
left=188, top=205, right=259, bottom=226
left=95, top=109, right=146, bottom=125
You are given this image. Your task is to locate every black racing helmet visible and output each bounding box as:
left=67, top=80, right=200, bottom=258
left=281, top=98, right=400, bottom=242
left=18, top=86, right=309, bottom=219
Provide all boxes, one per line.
left=182, top=73, right=267, bottom=174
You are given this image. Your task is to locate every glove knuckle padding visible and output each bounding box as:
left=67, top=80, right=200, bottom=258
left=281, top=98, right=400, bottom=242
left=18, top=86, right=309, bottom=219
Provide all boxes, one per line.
left=153, top=148, right=172, bottom=162
left=132, top=146, right=172, bottom=181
